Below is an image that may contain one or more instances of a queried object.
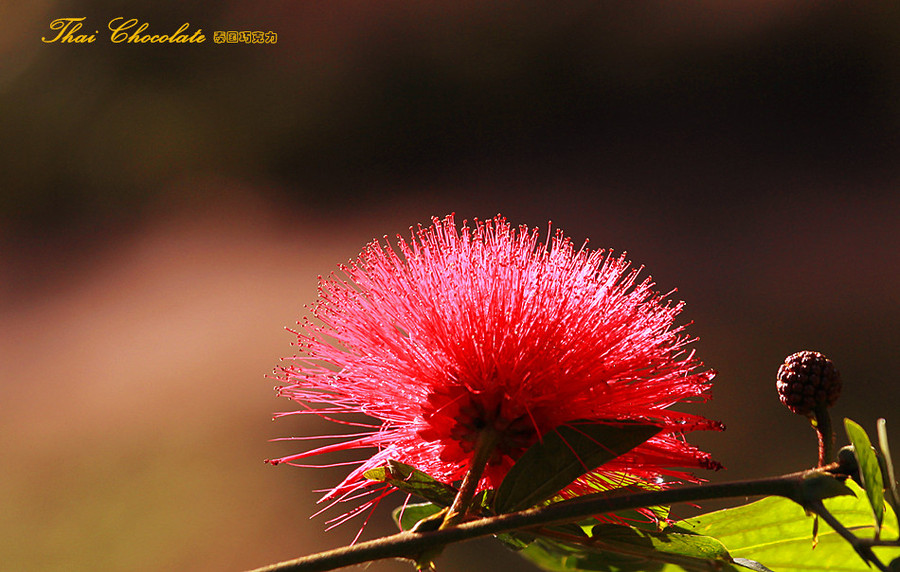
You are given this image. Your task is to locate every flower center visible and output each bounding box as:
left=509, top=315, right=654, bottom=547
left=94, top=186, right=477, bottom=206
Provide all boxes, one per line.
left=446, top=397, right=540, bottom=463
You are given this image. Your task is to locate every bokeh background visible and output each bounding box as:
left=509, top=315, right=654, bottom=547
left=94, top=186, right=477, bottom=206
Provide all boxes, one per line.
left=2, top=2, right=899, bottom=571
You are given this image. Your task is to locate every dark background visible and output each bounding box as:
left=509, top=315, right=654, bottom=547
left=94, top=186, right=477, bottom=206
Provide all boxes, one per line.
left=1, top=2, right=898, bottom=571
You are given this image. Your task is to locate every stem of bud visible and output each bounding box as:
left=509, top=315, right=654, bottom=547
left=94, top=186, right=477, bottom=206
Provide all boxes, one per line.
left=812, top=404, right=834, bottom=467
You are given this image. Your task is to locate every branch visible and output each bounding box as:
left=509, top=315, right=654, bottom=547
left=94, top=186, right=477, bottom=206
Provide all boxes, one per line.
left=247, top=468, right=845, bottom=572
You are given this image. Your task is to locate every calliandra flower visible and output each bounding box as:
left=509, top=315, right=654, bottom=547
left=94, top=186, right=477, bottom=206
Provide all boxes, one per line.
left=268, top=214, right=723, bottom=528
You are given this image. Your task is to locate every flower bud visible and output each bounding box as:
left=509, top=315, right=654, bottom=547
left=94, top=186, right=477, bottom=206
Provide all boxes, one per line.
left=836, top=445, right=862, bottom=484
left=776, top=350, right=842, bottom=416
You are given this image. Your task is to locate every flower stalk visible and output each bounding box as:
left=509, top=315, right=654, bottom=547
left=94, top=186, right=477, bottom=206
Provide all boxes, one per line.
left=441, top=428, right=499, bottom=529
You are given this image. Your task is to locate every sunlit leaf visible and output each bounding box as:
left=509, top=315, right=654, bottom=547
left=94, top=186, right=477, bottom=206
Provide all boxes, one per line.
left=845, top=418, right=885, bottom=532
left=391, top=501, right=443, bottom=531
left=494, top=421, right=662, bottom=513
left=497, top=531, right=537, bottom=551
left=364, top=460, right=458, bottom=506
left=681, top=480, right=900, bottom=571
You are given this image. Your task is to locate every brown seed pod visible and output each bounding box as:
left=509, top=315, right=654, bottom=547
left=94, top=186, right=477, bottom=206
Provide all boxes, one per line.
left=776, top=350, right=842, bottom=416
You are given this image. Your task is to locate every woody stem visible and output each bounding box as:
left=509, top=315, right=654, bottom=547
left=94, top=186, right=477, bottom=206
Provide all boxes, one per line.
left=441, top=428, right=499, bottom=529
left=246, top=467, right=852, bottom=572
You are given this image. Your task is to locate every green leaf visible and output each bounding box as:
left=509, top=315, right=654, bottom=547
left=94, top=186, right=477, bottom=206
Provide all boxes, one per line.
left=878, top=418, right=899, bottom=514
left=390, top=501, right=449, bottom=570
left=364, top=460, right=458, bottom=507
left=494, top=421, right=662, bottom=513
left=516, top=537, right=581, bottom=571
left=497, top=531, right=537, bottom=551
left=681, top=480, right=900, bottom=571
left=515, top=525, right=744, bottom=572
left=391, top=501, right=444, bottom=532
left=845, top=418, right=886, bottom=533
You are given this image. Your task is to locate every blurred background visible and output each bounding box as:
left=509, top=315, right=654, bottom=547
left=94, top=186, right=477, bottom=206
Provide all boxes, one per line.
left=1, top=2, right=899, bottom=571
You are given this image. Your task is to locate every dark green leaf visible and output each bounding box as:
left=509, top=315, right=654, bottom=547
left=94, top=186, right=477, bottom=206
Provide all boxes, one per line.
left=586, top=524, right=735, bottom=569
left=515, top=525, right=742, bottom=572
left=681, top=480, right=900, bottom=571
left=845, top=418, right=885, bottom=532
left=499, top=524, right=588, bottom=553
left=391, top=501, right=443, bottom=532
left=494, top=421, right=662, bottom=513
left=364, top=460, right=458, bottom=506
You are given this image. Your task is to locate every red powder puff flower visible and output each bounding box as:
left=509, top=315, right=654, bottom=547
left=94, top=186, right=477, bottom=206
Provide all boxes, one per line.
left=269, top=214, right=722, bottom=528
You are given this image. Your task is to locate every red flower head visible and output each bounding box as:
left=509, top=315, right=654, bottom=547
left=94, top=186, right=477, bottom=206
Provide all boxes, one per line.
left=269, top=214, right=722, bottom=527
